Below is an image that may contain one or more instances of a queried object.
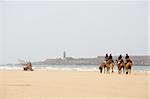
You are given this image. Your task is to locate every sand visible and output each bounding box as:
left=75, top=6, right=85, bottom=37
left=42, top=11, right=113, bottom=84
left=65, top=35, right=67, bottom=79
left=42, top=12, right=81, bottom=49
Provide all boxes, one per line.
left=0, top=70, right=149, bottom=99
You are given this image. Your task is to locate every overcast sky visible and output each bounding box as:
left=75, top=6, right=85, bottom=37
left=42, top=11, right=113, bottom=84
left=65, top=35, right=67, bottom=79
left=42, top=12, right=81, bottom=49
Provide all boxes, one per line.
left=0, top=0, right=149, bottom=64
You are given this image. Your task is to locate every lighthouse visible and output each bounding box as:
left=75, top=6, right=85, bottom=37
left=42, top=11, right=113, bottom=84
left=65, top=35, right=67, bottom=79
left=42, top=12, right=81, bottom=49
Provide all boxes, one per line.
left=63, top=51, right=66, bottom=59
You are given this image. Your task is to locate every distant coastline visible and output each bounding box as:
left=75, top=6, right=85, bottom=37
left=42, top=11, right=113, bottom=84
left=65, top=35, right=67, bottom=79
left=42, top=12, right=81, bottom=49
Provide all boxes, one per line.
left=32, top=56, right=150, bottom=66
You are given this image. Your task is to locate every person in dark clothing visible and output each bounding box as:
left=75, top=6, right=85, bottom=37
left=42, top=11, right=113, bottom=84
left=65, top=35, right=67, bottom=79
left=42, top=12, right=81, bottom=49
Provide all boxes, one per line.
left=108, top=54, right=114, bottom=63
left=109, top=54, right=112, bottom=60
left=105, top=53, right=108, bottom=59
left=125, top=54, right=132, bottom=64
left=125, top=54, right=129, bottom=59
left=104, top=53, right=109, bottom=62
left=118, top=54, right=122, bottom=60
left=117, top=54, right=124, bottom=64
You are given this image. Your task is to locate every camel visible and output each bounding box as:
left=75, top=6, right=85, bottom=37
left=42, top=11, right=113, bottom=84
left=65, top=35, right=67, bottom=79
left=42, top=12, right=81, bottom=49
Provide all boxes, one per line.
left=105, top=59, right=115, bottom=74
left=18, top=60, right=33, bottom=71
left=116, top=59, right=125, bottom=74
left=23, top=62, right=33, bottom=71
left=125, top=59, right=133, bottom=74
left=99, top=62, right=107, bottom=73
left=99, top=59, right=114, bottom=74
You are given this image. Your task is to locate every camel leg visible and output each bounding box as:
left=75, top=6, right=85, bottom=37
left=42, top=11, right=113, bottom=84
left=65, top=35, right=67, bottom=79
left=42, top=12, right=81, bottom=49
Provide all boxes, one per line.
left=126, top=69, right=128, bottom=74
left=129, top=66, right=131, bottom=74
left=129, top=69, right=131, bottom=74
left=104, top=67, right=106, bottom=74
left=28, top=65, right=33, bottom=71
left=118, top=66, right=121, bottom=74
left=118, top=66, right=120, bottom=74
left=129, top=68, right=131, bottom=74
left=111, top=64, right=114, bottom=73
left=30, top=68, right=33, bottom=71
left=107, top=67, right=110, bottom=74
left=111, top=67, right=114, bottom=73
left=24, top=67, right=27, bottom=71
left=121, top=66, right=125, bottom=74
left=99, top=67, right=103, bottom=74
left=123, top=66, right=125, bottom=74
left=118, top=69, right=120, bottom=74
left=107, top=67, right=109, bottom=74
left=119, top=68, right=122, bottom=74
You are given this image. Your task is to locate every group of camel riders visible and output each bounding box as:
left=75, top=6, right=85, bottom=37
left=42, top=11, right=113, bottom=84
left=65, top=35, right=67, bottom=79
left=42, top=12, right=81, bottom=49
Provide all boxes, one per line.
left=21, top=54, right=132, bottom=73
left=99, top=53, right=133, bottom=74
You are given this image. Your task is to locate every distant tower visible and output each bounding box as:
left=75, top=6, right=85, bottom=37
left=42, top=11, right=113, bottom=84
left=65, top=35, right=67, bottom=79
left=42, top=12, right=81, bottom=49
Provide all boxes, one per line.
left=63, top=51, right=66, bottom=59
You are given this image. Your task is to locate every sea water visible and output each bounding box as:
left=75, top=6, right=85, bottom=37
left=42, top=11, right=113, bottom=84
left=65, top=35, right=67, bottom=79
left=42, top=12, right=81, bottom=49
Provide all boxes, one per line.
left=0, top=64, right=149, bottom=72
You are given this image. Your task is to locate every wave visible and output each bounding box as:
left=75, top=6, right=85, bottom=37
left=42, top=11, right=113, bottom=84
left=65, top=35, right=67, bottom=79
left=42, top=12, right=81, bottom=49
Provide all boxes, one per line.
left=0, top=65, right=149, bottom=72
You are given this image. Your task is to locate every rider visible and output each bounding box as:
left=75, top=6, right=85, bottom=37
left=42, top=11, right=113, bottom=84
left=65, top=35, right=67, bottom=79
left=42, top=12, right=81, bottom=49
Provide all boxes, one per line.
left=125, top=54, right=129, bottom=59
left=108, top=54, right=114, bottom=63
left=118, top=54, right=122, bottom=60
left=104, top=53, right=109, bottom=63
left=125, top=54, right=132, bottom=64
left=118, top=54, right=123, bottom=64
left=109, top=54, right=112, bottom=59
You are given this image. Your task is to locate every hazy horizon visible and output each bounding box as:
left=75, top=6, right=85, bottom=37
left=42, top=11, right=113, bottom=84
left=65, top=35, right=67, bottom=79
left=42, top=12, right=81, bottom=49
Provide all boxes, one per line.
left=0, top=0, right=149, bottom=64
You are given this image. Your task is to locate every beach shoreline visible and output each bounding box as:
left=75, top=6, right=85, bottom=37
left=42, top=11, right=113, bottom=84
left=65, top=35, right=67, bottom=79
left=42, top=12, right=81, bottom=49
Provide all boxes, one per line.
left=0, top=70, right=149, bottom=99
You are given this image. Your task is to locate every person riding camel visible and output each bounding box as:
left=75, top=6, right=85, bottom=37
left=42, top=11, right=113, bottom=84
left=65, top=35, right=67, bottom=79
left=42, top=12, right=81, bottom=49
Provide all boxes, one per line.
left=109, top=54, right=112, bottom=59
left=125, top=54, right=132, bottom=64
left=118, top=54, right=122, bottom=60
left=108, top=54, right=114, bottom=63
left=118, top=54, right=124, bottom=64
left=125, top=54, right=129, bottom=59
left=104, top=53, right=109, bottom=63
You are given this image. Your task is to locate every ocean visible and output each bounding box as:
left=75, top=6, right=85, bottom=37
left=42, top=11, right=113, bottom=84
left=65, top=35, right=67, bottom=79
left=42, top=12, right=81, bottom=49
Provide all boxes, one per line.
left=0, top=64, right=149, bottom=72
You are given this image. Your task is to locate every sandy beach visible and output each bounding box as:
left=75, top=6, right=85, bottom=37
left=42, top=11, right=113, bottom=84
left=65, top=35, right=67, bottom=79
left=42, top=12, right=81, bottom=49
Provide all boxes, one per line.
left=0, top=70, right=149, bottom=99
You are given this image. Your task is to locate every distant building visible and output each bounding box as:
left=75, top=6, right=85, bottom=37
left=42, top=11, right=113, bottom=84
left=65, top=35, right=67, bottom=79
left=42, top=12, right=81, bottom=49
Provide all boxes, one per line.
left=65, top=57, right=73, bottom=60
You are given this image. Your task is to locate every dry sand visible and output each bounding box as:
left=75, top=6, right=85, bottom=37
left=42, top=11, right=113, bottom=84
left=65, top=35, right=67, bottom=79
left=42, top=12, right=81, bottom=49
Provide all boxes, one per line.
left=0, top=70, right=149, bottom=99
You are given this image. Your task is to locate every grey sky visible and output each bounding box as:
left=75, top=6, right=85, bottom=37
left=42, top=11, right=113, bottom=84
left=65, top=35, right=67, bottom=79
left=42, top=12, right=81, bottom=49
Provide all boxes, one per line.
left=0, top=0, right=148, bottom=64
